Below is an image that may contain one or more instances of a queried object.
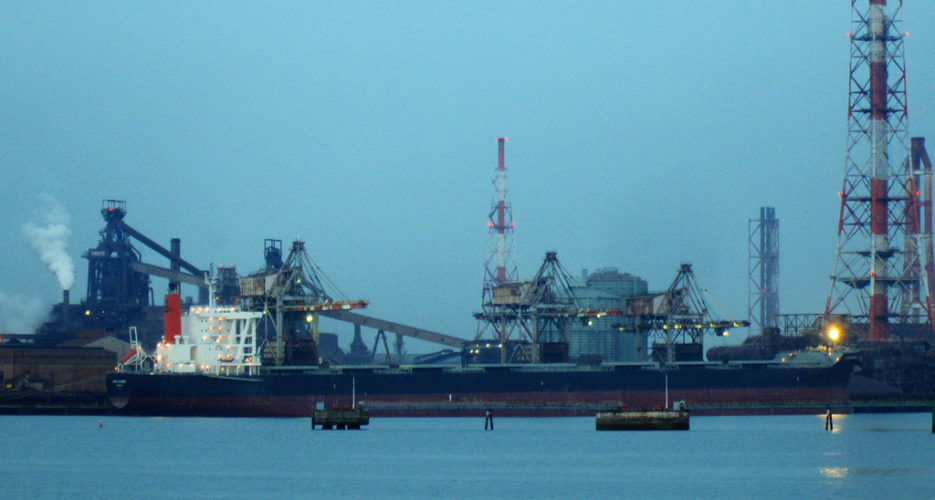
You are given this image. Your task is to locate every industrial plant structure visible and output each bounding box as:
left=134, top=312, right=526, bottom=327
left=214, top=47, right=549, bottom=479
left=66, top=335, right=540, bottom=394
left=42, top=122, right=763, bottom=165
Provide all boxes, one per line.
left=475, top=137, right=521, bottom=360
left=6, top=0, right=935, bottom=415
left=566, top=268, right=648, bottom=363
left=749, top=207, right=779, bottom=333
left=826, top=0, right=935, bottom=342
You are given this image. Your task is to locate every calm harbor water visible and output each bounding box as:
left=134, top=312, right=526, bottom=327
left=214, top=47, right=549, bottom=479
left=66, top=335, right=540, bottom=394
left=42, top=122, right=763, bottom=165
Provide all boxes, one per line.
left=1, top=413, right=933, bottom=499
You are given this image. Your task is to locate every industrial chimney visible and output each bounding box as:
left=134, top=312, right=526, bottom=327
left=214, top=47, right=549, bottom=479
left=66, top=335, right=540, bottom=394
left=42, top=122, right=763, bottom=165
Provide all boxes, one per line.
left=62, top=289, right=70, bottom=336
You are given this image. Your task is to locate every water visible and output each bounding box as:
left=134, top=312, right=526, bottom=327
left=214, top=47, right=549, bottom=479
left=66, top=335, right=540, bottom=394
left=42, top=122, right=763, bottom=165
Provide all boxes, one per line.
left=1, top=413, right=933, bottom=499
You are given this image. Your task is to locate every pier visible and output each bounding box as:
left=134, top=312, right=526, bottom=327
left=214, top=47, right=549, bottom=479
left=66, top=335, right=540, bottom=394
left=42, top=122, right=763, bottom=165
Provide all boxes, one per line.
left=311, top=408, right=370, bottom=430
left=596, top=410, right=689, bottom=431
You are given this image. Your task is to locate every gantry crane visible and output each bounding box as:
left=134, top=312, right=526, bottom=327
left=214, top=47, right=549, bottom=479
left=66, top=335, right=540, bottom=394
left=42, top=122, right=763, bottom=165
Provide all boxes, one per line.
left=239, top=239, right=367, bottom=365
left=621, top=263, right=749, bottom=363
left=473, top=251, right=621, bottom=363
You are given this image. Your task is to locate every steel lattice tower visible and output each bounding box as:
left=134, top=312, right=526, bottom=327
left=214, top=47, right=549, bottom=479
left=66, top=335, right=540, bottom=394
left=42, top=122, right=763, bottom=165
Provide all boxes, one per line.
left=486, top=138, right=517, bottom=287
left=826, top=0, right=932, bottom=340
left=475, top=138, right=520, bottom=348
left=749, top=207, right=779, bottom=332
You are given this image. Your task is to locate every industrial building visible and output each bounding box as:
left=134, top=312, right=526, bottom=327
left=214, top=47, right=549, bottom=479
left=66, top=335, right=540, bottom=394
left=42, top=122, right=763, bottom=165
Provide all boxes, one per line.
left=567, top=268, right=648, bottom=363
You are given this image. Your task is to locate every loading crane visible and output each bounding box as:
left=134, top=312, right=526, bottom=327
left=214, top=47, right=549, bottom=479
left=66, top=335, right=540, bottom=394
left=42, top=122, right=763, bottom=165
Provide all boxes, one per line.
left=620, top=263, right=749, bottom=363
left=239, top=239, right=367, bottom=365
left=474, top=251, right=622, bottom=363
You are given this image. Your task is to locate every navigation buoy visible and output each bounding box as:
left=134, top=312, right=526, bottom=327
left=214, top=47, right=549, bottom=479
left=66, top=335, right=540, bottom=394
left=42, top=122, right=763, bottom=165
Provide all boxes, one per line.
left=99, top=419, right=103, bottom=429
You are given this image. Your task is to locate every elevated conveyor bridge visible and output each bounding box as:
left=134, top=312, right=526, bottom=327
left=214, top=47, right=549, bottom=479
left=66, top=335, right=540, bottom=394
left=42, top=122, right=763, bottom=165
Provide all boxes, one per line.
left=320, top=310, right=468, bottom=349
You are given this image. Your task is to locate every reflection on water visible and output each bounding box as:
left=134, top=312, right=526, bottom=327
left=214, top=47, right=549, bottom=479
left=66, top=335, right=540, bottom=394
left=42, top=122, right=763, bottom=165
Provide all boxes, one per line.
left=820, top=467, right=849, bottom=478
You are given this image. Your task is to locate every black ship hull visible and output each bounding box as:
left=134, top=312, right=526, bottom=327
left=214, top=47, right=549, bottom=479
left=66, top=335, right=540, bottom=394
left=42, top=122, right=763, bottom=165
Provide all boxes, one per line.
left=107, top=356, right=857, bottom=417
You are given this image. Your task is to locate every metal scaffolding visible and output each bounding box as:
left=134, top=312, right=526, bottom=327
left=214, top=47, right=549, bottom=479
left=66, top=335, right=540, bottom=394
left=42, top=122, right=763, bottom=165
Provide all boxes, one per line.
left=748, top=207, right=779, bottom=333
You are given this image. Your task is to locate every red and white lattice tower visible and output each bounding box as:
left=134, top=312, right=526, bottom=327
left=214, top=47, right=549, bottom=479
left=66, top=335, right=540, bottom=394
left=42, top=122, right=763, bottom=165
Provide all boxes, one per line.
left=826, top=1, right=933, bottom=340
left=476, top=138, right=519, bottom=342
left=486, top=138, right=518, bottom=286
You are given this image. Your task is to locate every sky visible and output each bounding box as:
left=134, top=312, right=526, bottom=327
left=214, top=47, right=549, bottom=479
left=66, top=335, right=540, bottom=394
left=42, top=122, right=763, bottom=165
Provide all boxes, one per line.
left=2, top=1, right=935, bottom=353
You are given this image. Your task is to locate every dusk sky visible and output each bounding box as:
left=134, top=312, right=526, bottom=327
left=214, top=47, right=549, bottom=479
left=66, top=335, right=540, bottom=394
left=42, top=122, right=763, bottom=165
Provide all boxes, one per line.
left=3, top=2, right=935, bottom=353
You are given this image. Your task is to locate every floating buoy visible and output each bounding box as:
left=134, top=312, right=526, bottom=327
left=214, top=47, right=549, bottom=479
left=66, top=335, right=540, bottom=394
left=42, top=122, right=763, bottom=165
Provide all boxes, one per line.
left=99, top=419, right=103, bottom=429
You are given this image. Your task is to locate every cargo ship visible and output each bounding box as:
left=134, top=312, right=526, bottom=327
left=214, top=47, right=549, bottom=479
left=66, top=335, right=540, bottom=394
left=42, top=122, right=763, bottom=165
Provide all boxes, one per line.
left=105, top=292, right=858, bottom=417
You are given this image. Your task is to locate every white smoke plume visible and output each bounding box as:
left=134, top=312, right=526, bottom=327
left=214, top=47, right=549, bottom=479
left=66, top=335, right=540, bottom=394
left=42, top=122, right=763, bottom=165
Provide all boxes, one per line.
left=23, top=194, right=76, bottom=290
left=0, top=291, right=47, bottom=334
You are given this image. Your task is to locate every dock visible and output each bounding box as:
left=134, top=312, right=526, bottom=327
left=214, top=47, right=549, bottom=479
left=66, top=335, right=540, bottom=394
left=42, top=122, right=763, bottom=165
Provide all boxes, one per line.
left=311, top=408, right=370, bottom=430
left=0, top=392, right=111, bottom=416
left=595, top=410, right=689, bottom=431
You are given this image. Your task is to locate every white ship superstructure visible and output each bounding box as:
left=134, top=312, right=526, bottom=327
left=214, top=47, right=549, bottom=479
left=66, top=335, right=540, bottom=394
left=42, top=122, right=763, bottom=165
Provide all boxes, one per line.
left=153, top=289, right=263, bottom=376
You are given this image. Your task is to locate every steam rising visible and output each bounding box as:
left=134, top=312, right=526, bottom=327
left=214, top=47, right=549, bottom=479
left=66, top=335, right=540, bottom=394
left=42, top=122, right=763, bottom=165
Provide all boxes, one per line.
left=0, top=291, right=46, bottom=334
left=23, top=195, right=76, bottom=290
